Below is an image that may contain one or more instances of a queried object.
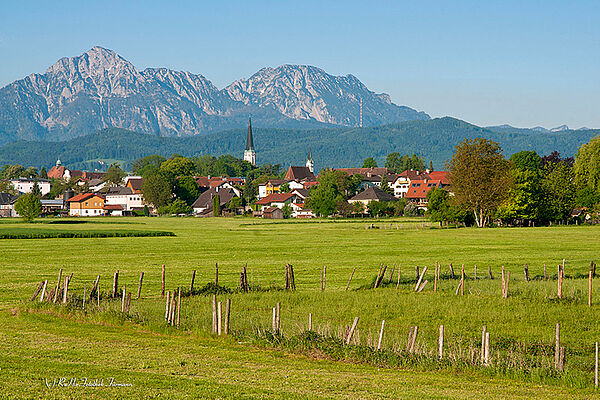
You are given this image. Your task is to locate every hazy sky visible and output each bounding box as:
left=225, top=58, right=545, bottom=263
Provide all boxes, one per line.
left=1, top=0, right=598, bottom=128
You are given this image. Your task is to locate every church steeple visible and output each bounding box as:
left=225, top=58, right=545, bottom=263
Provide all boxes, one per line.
left=306, top=146, right=314, bottom=173
left=244, top=117, right=256, bottom=165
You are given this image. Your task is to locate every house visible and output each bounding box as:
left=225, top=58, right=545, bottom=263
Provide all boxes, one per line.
left=284, top=166, right=316, bottom=182
left=125, top=176, right=145, bottom=194
left=405, top=179, right=443, bottom=208
left=191, top=187, right=239, bottom=215
left=291, top=188, right=309, bottom=202
left=67, top=193, right=106, bottom=216
left=99, top=186, right=144, bottom=212
left=255, top=192, right=298, bottom=211
left=390, top=170, right=431, bottom=198
left=9, top=178, right=52, bottom=196
left=0, top=193, right=19, bottom=217
left=258, top=179, right=285, bottom=199
left=47, top=159, right=85, bottom=181
left=348, top=186, right=398, bottom=207
left=88, top=178, right=106, bottom=192
left=41, top=199, right=65, bottom=215
left=103, top=204, right=125, bottom=216
left=263, top=206, right=284, bottom=219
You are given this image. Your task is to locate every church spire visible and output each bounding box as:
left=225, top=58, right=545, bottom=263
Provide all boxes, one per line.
left=246, top=117, right=254, bottom=151
left=244, top=116, right=256, bottom=166
left=306, top=146, right=314, bottom=173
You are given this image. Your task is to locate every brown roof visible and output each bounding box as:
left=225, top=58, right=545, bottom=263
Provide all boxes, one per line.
left=256, top=192, right=295, bottom=205
left=126, top=178, right=144, bottom=192
left=284, top=166, right=316, bottom=181
left=427, top=171, right=449, bottom=185
left=349, top=186, right=397, bottom=202
left=195, top=176, right=211, bottom=188
left=103, top=204, right=124, bottom=210
left=398, top=170, right=430, bottom=180
left=192, top=187, right=238, bottom=209
left=47, top=166, right=66, bottom=179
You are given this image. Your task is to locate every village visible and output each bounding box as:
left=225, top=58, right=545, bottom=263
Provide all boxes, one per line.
left=0, top=119, right=449, bottom=219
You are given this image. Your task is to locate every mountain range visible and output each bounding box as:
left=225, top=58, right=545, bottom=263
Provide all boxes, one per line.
left=0, top=46, right=429, bottom=143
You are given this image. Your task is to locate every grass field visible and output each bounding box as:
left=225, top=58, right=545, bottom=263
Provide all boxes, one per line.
left=2, top=216, right=600, bottom=398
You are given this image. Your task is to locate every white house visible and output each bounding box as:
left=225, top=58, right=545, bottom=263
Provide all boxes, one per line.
left=255, top=192, right=299, bottom=211
left=9, top=178, right=51, bottom=196
left=101, top=187, right=145, bottom=213
left=0, top=193, right=18, bottom=217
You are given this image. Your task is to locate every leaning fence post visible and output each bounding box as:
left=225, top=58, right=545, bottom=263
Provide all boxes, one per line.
left=377, top=320, right=385, bottom=350
left=308, top=313, right=312, bottom=331
left=137, top=271, right=144, bottom=299
left=39, top=280, right=48, bottom=302
left=438, top=325, right=444, bottom=359
left=62, top=276, right=69, bottom=304
left=589, top=271, right=593, bottom=307
left=410, top=326, right=418, bottom=353
left=276, top=302, right=281, bottom=332
left=481, top=325, right=487, bottom=364
left=460, top=264, right=465, bottom=296
left=346, top=317, right=359, bottom=345
left=165, top=291, right=171, bottom=321
left=346, top=267, right=356, bottom=291
left=190, top=270, right=196, bottom=294
left=30, top=281, right=44, bottom=302
left=415, top=266, right=427, bottom=292
left=396, top=264, right=401, bottom=290
left=484, top=331, right=490, bottom=365
left=121, top=285, right=126, bottom=312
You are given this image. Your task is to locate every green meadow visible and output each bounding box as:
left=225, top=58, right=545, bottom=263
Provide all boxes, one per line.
left=2, top=217, right=600, bottom=399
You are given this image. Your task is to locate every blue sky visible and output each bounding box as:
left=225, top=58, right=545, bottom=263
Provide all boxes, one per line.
left=1, top=0, right=598, bottom=128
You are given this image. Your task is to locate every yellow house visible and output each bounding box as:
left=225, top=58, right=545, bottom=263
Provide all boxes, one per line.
left=67, top=193, right=106, bottom=216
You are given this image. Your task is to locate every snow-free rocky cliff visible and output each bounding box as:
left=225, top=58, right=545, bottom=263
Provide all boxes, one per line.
left=0, top=46, right=429, bottom=142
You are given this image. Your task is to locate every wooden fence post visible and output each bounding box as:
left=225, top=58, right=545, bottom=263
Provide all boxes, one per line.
left=590, top=271, right=593, bottom=307
left=595, top=342, right=598, bottom=389
left=484, top=332, right=490, bottom=365
left=434, top=262, right=438, bottom=293
left=212, top=294, right=217, bottom=333
left=82, top=285, right=86, bottom=311
left=137, top=272, right=144, bottom=299
left=161, top=264, right=165, bottom=297
left=410, top=326, right=418, bottom=353
left=121, top=285, right=126, bottom=312
left=417, top=280, right=428, bottom=292
left=414, top=265, right=419, bottom=281
left=62, top=276, right=69, bottom=304
left=460, top=264, right=465, bottom=296
left=190, top=270, right=196, bottom=294
left=524, top=264, right=530, bottom=282
left=406, top=326, right=414, bottom=352
left=97, top=282, right=100, bottom=308
left=217, top=301, right=222, bottom=335
left=346, top=317, right=359, bottom=345
left=90, top=275, right=100, bottom=300
left=176, top=289, right=181, bottom=328
left=415, top=266, right=427, bottom=291
left=346, top=267, right=356, bottom=291
left=558, top=264, right=563, bottom=299
left=112, top=270, right=119, bottom=298
left=276, top=302, right=281, bottom=332
left=481, top=325, right=487, bottom=364
left=170, top=292, right=176, bottom=325
left=215, top=262, right=219, bottom=287
left=272, top=307, right=277, bottom=333
left=53, top=268, right=62, bottom=303
left=224, top=298, right=231, bottom=334
left=504, top=271, right=510, bottom=298
left=555, top=323, right=560, bottom=369
left=438, top=325, right=444, bottom=359
left=321, top=266, right=326, bottom=291
left=377, top=320, right=385, bottom=350
left=396, top=264, right=401, bottom=290
left=165, top=291, right=170, bottom=321
left=544, top=263, right=547, bottom=280
left=308, top=313, right=312, bottom=331
left=474, top=264, right=477, bottom=280
left=501, top=266, right=505, bottom=297
left=449, top=263, right=455, bottom=279
left=488, top=265, right=493, bottom=280
left=30, top=281, right=44, bottom=301
left=39, top=280, right=48, bottom=302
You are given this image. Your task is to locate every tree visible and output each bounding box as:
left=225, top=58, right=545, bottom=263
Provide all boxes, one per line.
left=142, top=173, right=172, bottom=209
left=14, top=193, right=42, bottom=222
left=104, top=163, right=126, bottom=186
left=0, top=164, right=25, bottom=179
left=213, top=194, right=221, bottom=216
left=542, top=160, right=576, bottom=221
left=447, top=138, right=511, bottom=227
left=574, top=136, right=600, bottom=208
left=174, top=176, right=200, bottom=206
left=160, top=156, right=195, bottom=179
left=362, top=157, right=378, bottom=168
left=279, top=182, right=290, bottom=193
left=385, top=153, right=402, bottom=173
left=39, top=167, right=48, bottom=179
left=384, top=153, right=425, bottom=173
left=131, top=155, right=166, bottom=177
left=379, top=174, right=393, bottom=195
left=282, top=204, right=293, bottom=218
left=496, top=151, right=543, bottom=225
left=367, top=201, right=395, bottom=217
left=404, top=202, right=420, bottom=217
left=168, top=198, right=191, bottom=215
left=31, top=180, right=42, bottom=197
left=306, top=185, right=340, bottom=217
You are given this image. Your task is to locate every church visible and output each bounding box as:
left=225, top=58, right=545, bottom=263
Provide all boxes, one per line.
left=243, top=117, right=314, bottom=174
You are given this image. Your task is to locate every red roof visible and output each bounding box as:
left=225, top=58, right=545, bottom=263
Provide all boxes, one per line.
left=67, top=193, right=100, bottom=202
left=302, top=181, right=318, bottom=189
left=428, top=171, right=449, bottom=185
left=47, top=165, right=66, bottom=179
left=256, top=192, right=295, bottom=205
left=405, top=180, right=442, bottom=199
left=195, top=176, right=211, bottom=187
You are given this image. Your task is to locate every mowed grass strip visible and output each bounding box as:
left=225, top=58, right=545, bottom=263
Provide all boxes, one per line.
left=0, top=310, right=595, bottom=400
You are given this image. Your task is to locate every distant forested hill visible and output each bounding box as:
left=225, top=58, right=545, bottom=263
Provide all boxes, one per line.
left=0, top=117, right=597, bottom=171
